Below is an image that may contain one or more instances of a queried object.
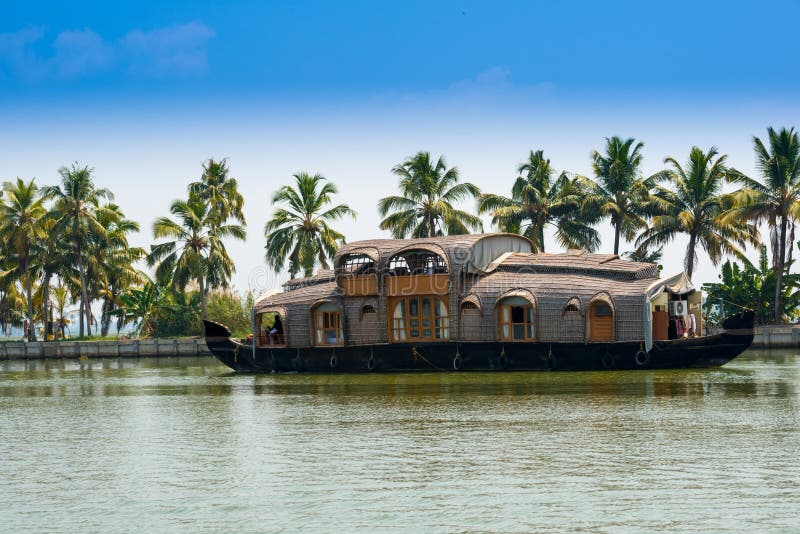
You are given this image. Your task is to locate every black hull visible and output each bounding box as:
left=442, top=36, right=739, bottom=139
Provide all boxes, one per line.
left=203, top=312, right=755, bottom=373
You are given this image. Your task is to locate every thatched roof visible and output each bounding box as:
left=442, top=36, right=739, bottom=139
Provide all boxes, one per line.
left=256, top=281, right=339, bottom=311
left=282, top=269, right=336, bottom=289
left=335, top=233, right=534, bottom=273
left=497, top=251, right=659, bottom=280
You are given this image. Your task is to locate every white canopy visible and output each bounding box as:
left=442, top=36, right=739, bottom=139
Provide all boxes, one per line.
left=463, top=235, right=533, bottom=274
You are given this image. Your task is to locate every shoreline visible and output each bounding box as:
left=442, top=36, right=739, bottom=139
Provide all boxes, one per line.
left=0, top=324, right=798, bottom=360
left=0, top=337, right=211, bottom=360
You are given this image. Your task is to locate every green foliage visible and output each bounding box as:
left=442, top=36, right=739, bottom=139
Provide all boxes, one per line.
left=206, top=291, right=251, bottom=338
left=636, top=147, right=758, bottom=278
left=265, top=172, right=355, bottom=278
left=727, top=127, right=800, bottom=322
left=155, top=290, right=202, bottom=337
left=113, top=278, right=252, bottom=338
left=585, top=136, right=661, bottom=254
left=378, top=151, right=482, bottom=239
left=703, top=245, right=800, bottom=325
left=479, top=150, right=599, bottom=252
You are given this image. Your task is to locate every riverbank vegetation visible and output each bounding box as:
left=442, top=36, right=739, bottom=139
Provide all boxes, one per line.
left=3, top=127, right=800, bottom=339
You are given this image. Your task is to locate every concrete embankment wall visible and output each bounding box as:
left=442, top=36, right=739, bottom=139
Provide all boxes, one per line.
left=0, top=338, right=211, bottom=360
left=748, top=325, right=800, bottom=349
left=705, top=324, right=800, bottom=349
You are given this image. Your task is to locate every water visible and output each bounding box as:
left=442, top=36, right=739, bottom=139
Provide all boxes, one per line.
left=1, top=351, right=799, bottom=533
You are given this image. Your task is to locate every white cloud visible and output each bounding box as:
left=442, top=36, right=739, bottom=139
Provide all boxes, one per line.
left=0, top=22, right=215, bottom=81
left=53, top=29, right=114, bottom=77
left=121, top=22, right=216, bottom=77
left=0, top=27, right=46, bottom=80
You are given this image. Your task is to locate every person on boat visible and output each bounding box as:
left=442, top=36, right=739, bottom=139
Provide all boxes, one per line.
left=270, top=315, right=284, bottom=345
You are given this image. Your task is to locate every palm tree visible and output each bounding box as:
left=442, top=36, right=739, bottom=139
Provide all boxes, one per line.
left=586, top=137, right=659, bottom=254
left=479, top=150, right=600, bottom=252
left=149, top=194, right=245, bottom=320
left=189, top=158, right=245, bottom=224
left=89, top=203, right=144, bottom=336
left=34, top=209, right=73, bottom=340
left=112, top=278, right=172, bottom=337
left=727, top=127, right=800, bottom=323
left=378, top=151, right=482, bottom=238
left=43, top=163, right=113, bottom=336
left=264, top=172, right=356, bottom=278
left=623, top=246, right=664, bottom=264
left=0, top=178, right=46, bottom=340
left=636, top=147, right=759, bottom=279
left=50, top=281, right=71, bottom=339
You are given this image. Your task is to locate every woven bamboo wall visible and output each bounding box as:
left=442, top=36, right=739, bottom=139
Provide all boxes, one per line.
left=254, top=235, right=664, bottom=348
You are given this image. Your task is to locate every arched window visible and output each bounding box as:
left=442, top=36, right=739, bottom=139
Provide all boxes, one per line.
left=313, top=302, right=343, bottom=346
left=361, top=304, right=376, bottom=318
left=337, top=252, right=378, bottom=296
left=388, top=250, right=448, bottom=275
left=340, top=253, right=376, bottom=274
left=588, top=294, right=615, bottom=342
left=390, top=296, right=449, bottom=342
left=497, top=295, right=536, bottom=341
left=461, top=301, right=479, bottom=311
left=563, top=297, right=582, bottom=317
left=386, top=249, right=449, bottom=296
left=460, top=295, right=482, bottom=342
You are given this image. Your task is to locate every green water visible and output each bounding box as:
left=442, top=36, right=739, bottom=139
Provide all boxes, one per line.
left=1, top=350, right=799, bottom=533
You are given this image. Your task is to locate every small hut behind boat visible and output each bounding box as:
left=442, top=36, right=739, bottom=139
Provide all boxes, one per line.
left=252, top=233, right=702, bottom=351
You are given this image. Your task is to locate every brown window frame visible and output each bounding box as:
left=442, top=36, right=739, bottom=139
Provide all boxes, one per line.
left=497, top=302, right=536, bottom=342
left=313, top=309, right=343, bottom=346
left=388, top=295, right=449, bottom=342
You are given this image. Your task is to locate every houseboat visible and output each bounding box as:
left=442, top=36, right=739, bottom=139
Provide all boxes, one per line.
left=203, top=233, right=754, bottom=372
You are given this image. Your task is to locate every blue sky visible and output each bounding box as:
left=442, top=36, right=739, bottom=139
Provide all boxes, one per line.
left=2, top=1, right=800, bottom=294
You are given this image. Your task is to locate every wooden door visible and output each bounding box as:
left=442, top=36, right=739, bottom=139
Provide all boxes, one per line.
left=589, top=301, right=614, bottom=342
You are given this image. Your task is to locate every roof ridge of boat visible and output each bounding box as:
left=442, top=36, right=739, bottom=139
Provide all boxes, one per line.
left=339, top=232, right=527, bottom=247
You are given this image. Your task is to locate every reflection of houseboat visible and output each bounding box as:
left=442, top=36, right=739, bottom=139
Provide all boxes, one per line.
left=204, top=233, right=754, bottom=372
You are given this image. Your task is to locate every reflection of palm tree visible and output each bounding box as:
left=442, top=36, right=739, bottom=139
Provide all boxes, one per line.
left=265, top=172, right=356, bottom=278
left=727, top=127, right=800, bottom=323
left=637, top=147, right=758, bottom=279
left=0, top=178, right=46, bottom=340
left=378, top=151, right=482, bottom=238
left=479, top=150, right=600, bottom=252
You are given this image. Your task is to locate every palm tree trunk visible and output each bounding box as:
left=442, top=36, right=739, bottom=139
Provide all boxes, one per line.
left=199, top=275, right=207, bottom=321
left=41, top=271, right=52, bottom=341
left=538, top=225, right=546, bottom=253
left=685, top=232, right=697, bottom=279
left=613, top=224, right=621, bottom=255
left=775, top=215, right=788, bottom=323
left=80, top=267, right=91, bottom=336
left=74, top=235, right=85, bottom=336
left=101, top=297, right=112, bottom=337
left=428, top=212, right=435, bottom=238
left=24, top=258, right=36, bottom=341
